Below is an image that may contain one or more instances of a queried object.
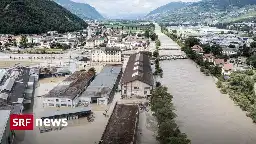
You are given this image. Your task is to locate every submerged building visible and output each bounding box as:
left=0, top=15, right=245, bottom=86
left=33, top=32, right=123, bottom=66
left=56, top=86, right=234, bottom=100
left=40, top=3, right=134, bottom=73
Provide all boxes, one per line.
left=0, top=66, right=39, bottom=113
left=121, top=52, right=154, bottom=98
left=43, top=70, right=95, bottom=108
left=80, top=65, right=122, bottom=105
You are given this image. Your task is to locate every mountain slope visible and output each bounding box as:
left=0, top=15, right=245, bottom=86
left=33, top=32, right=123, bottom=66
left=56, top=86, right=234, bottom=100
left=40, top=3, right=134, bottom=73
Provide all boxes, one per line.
left=147, top=2, right=190, bottom=16
left=0, top=0, right=88, bottom=34
left=146, top=0, right=256, bottom=24
left=55, top=0, right=104, bottom=20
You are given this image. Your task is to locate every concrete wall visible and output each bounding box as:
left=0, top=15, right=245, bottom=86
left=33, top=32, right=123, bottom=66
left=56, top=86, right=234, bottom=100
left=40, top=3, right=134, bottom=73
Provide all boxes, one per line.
left=43, top=97, right=73, bottom=108
left=122, top=80, right=152, bottom=98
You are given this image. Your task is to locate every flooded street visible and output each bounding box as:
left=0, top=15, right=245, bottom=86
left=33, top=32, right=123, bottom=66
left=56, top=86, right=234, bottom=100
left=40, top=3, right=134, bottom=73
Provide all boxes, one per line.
left=160, top=60, right=256, bottom=144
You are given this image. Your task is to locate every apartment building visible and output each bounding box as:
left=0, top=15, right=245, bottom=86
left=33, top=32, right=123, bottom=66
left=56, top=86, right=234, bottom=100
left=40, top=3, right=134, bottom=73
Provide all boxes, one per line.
left=91, top=47, right=122, bottom=63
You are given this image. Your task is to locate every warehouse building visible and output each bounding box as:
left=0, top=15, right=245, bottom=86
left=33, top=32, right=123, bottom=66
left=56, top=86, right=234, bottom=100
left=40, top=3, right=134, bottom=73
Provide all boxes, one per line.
left=80, top=65, right=122, bottom=105
left=43, top=70, right=95, bottom=108
left=0, top=66, right=38, bottom=112
left=0, top=110, right=13, bottom=144
left=121, top=52, right=154, bottom=98
left=0, top=100, right=15, bottom=144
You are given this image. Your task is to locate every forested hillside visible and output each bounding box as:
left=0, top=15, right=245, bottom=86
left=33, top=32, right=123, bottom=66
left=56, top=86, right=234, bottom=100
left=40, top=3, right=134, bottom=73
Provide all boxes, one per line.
left=0, top=0, right=88, bottom=34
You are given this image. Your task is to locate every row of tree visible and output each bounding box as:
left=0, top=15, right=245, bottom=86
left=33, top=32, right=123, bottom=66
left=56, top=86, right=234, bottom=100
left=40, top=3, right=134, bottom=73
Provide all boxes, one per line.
left=151, top=84, right=191, bottom=144
left=144, top=29, right=158, bottom=41
left=151, top=37, right=190, bottom=143
left=161, top=27, right=178, bottom=41
left=246, top=37, right=256, bottom=68
left=153, top=40, right=163, bottom=77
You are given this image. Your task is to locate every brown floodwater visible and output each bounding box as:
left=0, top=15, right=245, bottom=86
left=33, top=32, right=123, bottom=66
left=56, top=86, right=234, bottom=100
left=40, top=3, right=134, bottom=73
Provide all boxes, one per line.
left=160, top=60, right=256, bottom=144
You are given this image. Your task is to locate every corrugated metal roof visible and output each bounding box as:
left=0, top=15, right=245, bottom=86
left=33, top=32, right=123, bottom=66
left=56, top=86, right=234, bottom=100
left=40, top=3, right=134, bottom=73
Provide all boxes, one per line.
left=44, top=71, right=94, bottom=99
left=0, top=69, right=6, bottom=82
left=0, top=110, right=10, bottom=142
left=2, top=78, right=15, bottom=91
left=81, top=65, right=121, bottom=98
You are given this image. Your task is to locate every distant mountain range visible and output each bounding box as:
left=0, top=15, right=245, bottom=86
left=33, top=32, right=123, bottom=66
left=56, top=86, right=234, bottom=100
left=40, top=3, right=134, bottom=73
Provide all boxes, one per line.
left=55, top=0, right=104, bottom=20
left=146, top=2, right=191, bottom=17
left=0, top=0, right=87, bottom=34
left=145, top=0, right=256, bottom=24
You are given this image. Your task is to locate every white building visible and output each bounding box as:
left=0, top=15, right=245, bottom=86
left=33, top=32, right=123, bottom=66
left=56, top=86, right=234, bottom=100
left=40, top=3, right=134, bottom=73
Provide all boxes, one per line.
left=86, top=38, right=95, bottom=48
left=121, top=52, right=154, bottom=98
left=222, top=63, right=234, bottom=76
left=43, top=71, right=94, bottom=108
left=222, top=48, right=238, bottom=56
left=91, top=47, right=121, bottom=63
left=94, top=38, right=105, bottom=46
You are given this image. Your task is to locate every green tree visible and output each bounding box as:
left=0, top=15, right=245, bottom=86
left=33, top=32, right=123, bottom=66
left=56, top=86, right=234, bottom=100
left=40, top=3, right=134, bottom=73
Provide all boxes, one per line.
left=144, top=30, right=150, bottom=38
left=151, top=86, right=190, bottom=144
left=184, top=37, right=200, bottom=48
left=245, top=70, right=254, bottom=76
left=150, top=33, right=158, bottom=41
left=216, top=81, right=223, bottom=88
left=202, top=44, right=211, bottom=54
left=172, top=30, right=177, bottom=33
left=20, top=35, right=28, bottom=48
left=156, top=39, right=161, bottom=47
left=250, top=42, right=256, bottom=48
left=229, top=44, right=236, bottom=48
left=211, top=44, right=223, bottom=56
left=153, top=50, right=159, bottom=58
left=156, top=82, right=161, bottom=87
left=241, top=44, right=251, bottom=57
left=210, top=66, right=222, bottom=77
left=247, top=55, right=256, bottom=68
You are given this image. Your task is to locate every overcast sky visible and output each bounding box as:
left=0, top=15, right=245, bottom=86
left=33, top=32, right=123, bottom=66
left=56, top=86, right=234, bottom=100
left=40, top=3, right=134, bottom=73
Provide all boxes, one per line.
left=72, top=0, right=200, bottom=18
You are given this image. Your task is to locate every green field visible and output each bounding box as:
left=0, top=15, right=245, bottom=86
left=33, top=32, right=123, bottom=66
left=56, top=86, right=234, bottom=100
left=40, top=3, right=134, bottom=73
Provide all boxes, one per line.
left=24, top=48, right=64, bottom=54
left=104, top=21, right=154, bottom=32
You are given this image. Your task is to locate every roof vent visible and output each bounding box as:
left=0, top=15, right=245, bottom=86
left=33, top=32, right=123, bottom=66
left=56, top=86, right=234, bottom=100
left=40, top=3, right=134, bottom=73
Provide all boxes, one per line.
left=132, top=71, right=139, bottom=77
left=135, top=53, right=140, bottom=61
left=134, top=61, right=139, bottom=66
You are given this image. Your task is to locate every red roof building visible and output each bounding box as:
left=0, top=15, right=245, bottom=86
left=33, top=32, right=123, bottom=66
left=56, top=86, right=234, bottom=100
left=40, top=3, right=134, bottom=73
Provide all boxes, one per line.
left=191, top=45, right=204, bottom=54
left=214, top=59, right=225, bottom=66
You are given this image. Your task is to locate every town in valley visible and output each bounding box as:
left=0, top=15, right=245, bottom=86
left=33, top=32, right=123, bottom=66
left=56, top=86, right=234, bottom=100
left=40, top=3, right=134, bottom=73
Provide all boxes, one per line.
left=1, top=0, right=256, bottom=144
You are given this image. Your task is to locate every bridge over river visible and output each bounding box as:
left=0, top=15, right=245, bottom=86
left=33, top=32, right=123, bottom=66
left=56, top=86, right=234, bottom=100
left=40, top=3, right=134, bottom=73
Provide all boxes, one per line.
left=154, top=23, right=256, bottom=144
left=154, top=24, right=187, bottom=60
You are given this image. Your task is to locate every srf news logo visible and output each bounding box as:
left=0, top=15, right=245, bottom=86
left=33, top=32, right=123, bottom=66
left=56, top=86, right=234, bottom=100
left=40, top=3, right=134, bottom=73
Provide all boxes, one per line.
left=10, top=114, right=68, bottom=130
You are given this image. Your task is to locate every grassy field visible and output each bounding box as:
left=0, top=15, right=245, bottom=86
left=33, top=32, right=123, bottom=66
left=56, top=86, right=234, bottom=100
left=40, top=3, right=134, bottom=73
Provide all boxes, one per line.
left=0, top=61, right=40, bottom=68
left=24, top=48, right=64, bottom=54
left=104, top=22, right=154, bottom=32
left=223, top=11, right=256, bottom=23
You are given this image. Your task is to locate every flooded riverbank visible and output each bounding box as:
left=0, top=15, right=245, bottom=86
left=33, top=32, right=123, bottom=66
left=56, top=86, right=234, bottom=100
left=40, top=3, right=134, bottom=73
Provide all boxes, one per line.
left=160, top=60, right=256, bottom=144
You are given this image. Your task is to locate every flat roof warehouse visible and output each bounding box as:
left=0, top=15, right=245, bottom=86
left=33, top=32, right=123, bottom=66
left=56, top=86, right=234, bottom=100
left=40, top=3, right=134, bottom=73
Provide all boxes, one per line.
left=80, top=65, right=122, bottom=103
left=44, top=70, right=95, bottom=99
left=0, top=66, right=38, bottom=143
left=0, top=67, right=36, bottom=110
